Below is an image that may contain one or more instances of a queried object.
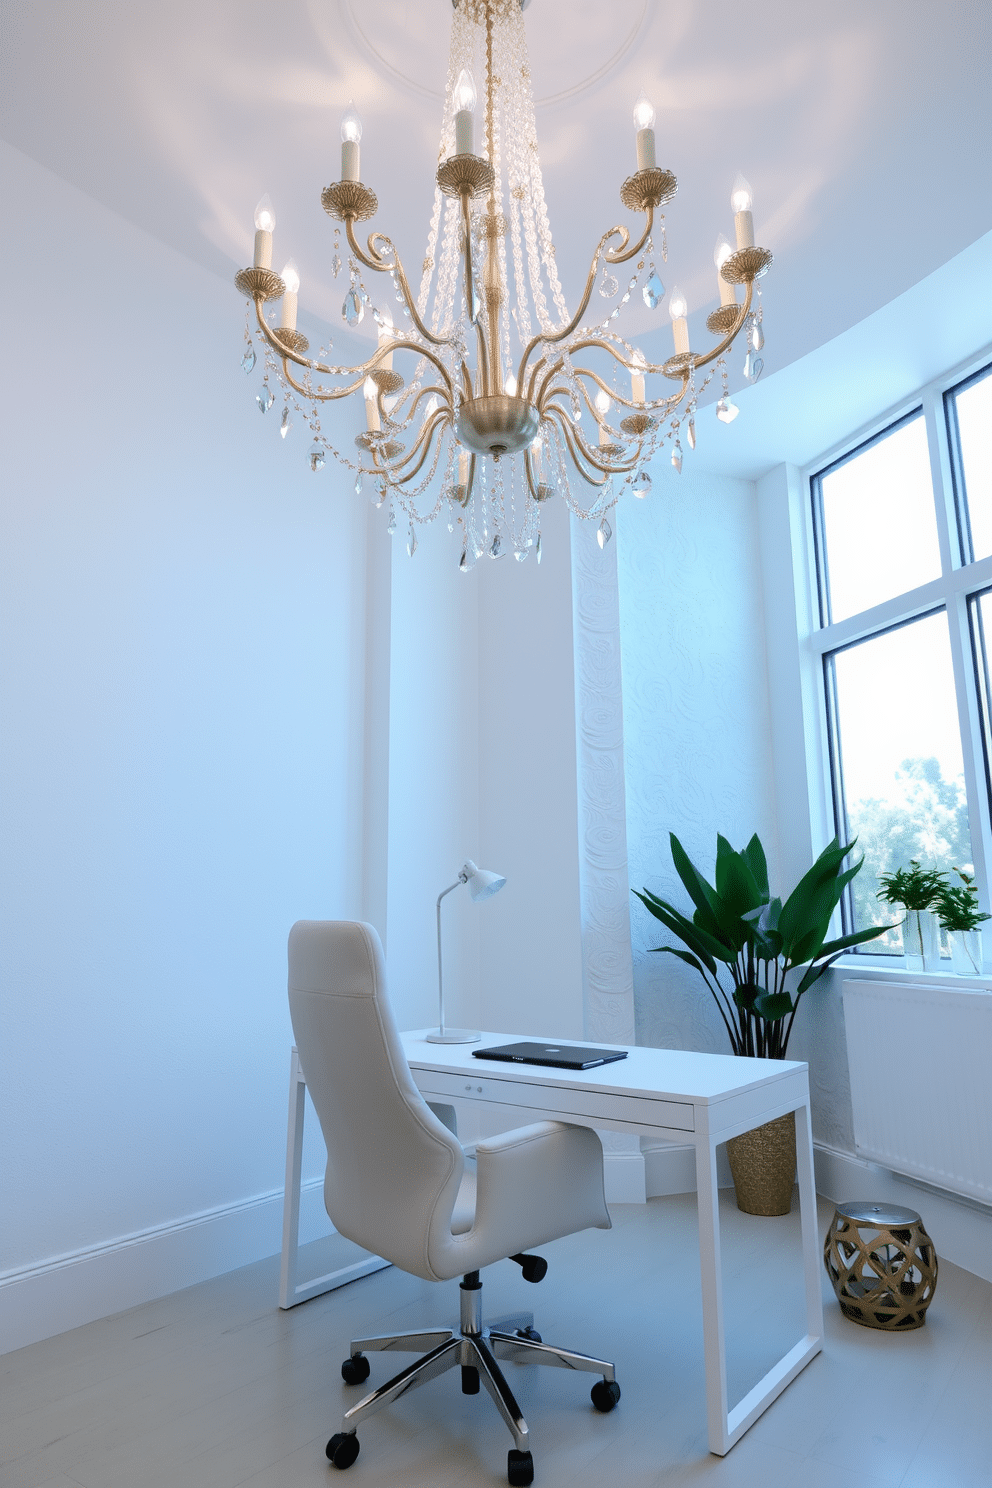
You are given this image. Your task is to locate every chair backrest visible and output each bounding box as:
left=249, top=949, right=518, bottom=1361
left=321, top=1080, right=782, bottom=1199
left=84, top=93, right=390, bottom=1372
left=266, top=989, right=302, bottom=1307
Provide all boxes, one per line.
left=287, top=920, right=465, bottom=1281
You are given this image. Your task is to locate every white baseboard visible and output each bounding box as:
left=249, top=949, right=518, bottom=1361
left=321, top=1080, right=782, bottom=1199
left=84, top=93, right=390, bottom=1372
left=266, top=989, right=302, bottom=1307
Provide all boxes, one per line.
left=812, top=1142, right=992, bottom=1284
left=642, top=1142, right=735, bottom=1197
left=0, top=1178, right=332, bottom=1356
left=603, top=1152, right=647, bottom=1204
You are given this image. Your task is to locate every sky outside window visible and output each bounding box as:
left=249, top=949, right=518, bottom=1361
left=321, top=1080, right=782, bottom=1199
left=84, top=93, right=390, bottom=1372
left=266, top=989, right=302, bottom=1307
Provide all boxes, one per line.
left=820, top=416, right=941, bottom=624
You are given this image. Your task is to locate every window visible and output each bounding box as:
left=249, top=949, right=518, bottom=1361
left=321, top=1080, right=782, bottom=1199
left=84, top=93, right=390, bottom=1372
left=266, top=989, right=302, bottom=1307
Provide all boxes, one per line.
left=810, top=361, right=992, bottom=955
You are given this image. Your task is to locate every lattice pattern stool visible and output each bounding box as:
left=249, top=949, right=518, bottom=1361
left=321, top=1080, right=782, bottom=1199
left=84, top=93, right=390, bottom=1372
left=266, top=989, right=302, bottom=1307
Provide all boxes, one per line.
left=823, top=1201, right=938, bottom=1330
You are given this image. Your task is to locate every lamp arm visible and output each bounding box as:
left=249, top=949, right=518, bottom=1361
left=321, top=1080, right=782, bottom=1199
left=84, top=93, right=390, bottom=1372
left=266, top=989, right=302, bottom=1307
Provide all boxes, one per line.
left=436, top=877, right=467, bottom=1035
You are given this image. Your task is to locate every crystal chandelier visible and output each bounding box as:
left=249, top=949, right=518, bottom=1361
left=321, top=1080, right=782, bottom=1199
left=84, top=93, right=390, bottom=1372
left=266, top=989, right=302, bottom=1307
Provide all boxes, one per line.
left=235, top=0, right=772, bottom=565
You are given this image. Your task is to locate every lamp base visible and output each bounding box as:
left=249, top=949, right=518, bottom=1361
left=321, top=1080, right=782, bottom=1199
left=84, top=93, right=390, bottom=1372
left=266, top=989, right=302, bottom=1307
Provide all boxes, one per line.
left=425, top=1029, right=482, bottom=1044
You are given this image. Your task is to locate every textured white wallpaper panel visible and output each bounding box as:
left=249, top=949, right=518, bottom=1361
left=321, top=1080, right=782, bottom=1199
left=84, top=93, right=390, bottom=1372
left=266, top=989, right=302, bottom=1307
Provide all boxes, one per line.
left=617, top=462, right=779, bottom=1056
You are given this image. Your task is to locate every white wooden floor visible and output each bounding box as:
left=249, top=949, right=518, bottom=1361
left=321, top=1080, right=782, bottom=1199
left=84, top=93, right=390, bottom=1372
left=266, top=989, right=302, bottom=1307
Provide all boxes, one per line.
left=4, top=1193, right=990, bottom=1488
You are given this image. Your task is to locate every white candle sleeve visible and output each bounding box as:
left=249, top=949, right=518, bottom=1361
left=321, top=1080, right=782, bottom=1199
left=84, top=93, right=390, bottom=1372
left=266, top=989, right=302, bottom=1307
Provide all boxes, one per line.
left=673, top=317, right=690, bottom=355
left=341, top=140, right=360, bottom=182
left=454, top=109, right=474, bottom=155
left=364, top=391, right=381, bottom=432
left=719, top=274, right=737, bottom=307
left=253, top=229, right=272, bottom=269
left=458, top=450, right=470, bottom=489
left=636, top=127, right=656, bottom=172
left=631, top=369, right=646, bottom=402
left=279, top=290, right=298, bottom=330
left=734, top=209, right=754, bottom=249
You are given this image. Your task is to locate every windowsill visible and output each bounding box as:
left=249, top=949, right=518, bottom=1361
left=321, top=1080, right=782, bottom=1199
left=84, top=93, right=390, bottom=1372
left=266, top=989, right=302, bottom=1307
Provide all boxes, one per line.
left=834, top=954, right=992, bottom=992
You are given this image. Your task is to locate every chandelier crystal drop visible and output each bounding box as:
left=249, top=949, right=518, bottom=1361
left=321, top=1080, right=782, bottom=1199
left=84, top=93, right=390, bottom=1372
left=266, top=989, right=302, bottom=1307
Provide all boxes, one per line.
left=234, top=0, right=772, bottom=560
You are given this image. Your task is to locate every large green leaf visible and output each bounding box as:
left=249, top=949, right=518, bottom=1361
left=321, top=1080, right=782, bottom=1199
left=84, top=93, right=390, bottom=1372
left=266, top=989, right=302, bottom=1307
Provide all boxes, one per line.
left=795, top=952, right=843, bottom=996
left=812, top=923, right=893, bottom=958
left=778, top=851, right=862, bottom=955
left=649, top=946, right=712, bottom=980
left=742, top=834, right=770, bottom=897
left=632, top=891, right=722, bottom=974
left=754, top=991, right=793, bottom=1021
left=714, top=836, right=765, bottom=921
left=669, top=834, right=724, bottom=938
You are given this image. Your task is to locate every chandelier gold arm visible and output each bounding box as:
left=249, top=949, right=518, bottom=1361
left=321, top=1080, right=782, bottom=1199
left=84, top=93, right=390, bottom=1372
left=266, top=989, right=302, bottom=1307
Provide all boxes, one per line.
left=406, top=384, right=455, bottom=421
left=515, top=209, right=653, bottom=392
left=557, top=405, right=643, bottom=477
left=381, top=408, right=451, bottom=483
left=602, top=206, right=655, bottom=267
left=343, top=219, right=457, bottom=353
left=544, top=405, right=606, bottom=488
left=261, top=301, right=458, bottom=408
left=657, top=280, right=754, bottom=381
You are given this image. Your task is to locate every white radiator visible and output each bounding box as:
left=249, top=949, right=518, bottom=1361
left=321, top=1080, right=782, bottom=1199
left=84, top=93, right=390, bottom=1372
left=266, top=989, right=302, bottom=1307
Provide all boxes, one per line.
left=842, top=978, right=992, bottom=1206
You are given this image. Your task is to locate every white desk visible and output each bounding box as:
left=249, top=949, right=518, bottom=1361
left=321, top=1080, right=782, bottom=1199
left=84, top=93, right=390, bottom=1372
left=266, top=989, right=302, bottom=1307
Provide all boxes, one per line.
left=280, top=1033, right=824, bottom=1457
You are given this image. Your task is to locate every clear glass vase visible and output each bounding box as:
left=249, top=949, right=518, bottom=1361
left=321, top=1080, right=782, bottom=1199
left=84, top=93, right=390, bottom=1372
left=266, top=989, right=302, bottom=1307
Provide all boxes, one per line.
left=903, top=909, right=941, bottom=971
left=949, top=928, right=983, bottom=976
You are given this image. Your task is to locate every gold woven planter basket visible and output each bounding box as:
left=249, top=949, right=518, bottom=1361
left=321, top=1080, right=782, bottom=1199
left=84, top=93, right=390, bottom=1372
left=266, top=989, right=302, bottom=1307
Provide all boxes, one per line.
left=726, top=1113, right=797, bottom=1216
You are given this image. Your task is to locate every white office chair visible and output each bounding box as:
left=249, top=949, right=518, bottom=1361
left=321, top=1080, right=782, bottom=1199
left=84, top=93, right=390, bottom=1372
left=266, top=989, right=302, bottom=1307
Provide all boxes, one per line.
left=288, top=920, right=619, bottom=1487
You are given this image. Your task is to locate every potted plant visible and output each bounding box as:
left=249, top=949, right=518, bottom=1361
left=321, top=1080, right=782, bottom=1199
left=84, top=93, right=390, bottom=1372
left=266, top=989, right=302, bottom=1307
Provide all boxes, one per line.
left=634, top=832, right=889, bottom=1215
left=876, top=861, right=944, bottom=969
left=934, top=868, right=989, bottom=975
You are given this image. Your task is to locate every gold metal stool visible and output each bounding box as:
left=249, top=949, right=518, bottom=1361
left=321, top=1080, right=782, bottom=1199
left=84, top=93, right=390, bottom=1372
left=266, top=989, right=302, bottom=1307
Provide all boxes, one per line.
left=823, top=1201, right=938, bottom=1330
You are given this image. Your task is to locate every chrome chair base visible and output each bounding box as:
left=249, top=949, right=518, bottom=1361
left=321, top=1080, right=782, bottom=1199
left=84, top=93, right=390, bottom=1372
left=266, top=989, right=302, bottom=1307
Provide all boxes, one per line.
left=339, top=1276, right=617, bottom=1457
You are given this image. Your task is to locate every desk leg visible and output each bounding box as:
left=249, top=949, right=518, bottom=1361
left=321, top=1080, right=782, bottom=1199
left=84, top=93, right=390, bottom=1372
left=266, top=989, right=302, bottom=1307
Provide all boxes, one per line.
left=279, top=1047, right=390, bottom=1309
left=695, top=1134, right=730, bottom=1454
left=696, top=1101, right=825, bottom=1455
left=795, top=1097, right=825, bottom=1349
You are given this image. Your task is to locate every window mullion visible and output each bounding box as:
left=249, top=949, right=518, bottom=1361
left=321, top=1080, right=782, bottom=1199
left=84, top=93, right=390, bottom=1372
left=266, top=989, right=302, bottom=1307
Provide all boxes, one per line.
left=947, top=587, right=992, bottom=910
left=923, top=384, right=961, bottom=571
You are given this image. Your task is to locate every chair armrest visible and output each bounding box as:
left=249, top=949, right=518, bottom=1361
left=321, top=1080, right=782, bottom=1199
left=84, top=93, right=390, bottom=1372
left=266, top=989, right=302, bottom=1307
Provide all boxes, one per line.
left=471, top=1121, right=611, bottom=1257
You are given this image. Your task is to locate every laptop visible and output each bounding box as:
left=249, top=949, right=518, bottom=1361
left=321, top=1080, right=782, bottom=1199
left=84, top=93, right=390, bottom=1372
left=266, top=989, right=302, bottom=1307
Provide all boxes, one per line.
left=472, top=1041, right=628, bottom=1071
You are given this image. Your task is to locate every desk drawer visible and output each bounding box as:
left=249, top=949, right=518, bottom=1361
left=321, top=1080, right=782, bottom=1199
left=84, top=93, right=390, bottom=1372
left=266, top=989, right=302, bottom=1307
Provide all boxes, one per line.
left=413, top=1068, right=694, bottom=1133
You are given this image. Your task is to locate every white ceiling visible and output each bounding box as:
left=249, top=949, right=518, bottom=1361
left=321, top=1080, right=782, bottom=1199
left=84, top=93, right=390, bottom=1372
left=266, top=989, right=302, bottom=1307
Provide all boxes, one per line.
left=2, top=0, right=991, bottom=386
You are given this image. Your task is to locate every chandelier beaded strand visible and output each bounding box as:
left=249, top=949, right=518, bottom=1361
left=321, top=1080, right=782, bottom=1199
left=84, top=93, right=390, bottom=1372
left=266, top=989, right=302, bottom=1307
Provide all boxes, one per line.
left=234, top=0, right=772, bottom=564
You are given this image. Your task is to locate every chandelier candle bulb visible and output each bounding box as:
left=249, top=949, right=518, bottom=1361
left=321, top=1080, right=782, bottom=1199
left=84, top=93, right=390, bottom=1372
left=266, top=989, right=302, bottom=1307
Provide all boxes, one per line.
left=279, top=260, right=300, bottom=330
left=378, top=306, right=394, bottom=372
left=595, top=388, right=612, bottom=446
left=731, top=172, right=754, bottom=249
left=364, top=377, right=381, bottom=432
left=630, top=351, right=646, bottom=403
left=714, top=234, right=737, bottom=306
left=669, top=285, right=689, bottom=355
left=453, top=69, right=477, bottom=156
left=340, top=102, right=363, bottom=182
left=253, top=194, right=275, bottom=269
left=632, top=94, right=657, bottom=172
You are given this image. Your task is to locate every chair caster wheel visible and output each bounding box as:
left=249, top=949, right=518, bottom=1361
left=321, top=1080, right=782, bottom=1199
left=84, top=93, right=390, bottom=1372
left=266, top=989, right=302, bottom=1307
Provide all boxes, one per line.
left=515, top=1326, right=542, bottom=1343
left=326, top=1432, right=360, bottom=1469
left=341, top=1354, right=371, bottom=1386
left=508, top=1447, right=534, bottom=1485
left=590, top=1378, right=621, bottom=1413
left=462, top=1364, right=480, bottom=1394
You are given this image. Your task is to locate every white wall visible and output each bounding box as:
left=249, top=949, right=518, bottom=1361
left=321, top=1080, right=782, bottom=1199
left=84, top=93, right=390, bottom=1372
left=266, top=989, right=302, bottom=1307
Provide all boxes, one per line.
left=477, top=498, right=585, bottom=1040
left=617, top=460, right=778, bottom=1054
left=0, top=144, right=368, bottom=1349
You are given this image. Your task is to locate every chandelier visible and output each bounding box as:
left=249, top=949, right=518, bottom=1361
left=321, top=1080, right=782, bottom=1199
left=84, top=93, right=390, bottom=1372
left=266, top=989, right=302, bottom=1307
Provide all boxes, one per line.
left=235, top=0, right=772, bottom=566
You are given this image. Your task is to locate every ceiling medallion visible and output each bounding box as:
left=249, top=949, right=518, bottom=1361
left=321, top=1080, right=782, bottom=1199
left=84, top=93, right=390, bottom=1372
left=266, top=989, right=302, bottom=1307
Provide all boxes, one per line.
left=235, top=0, right=771, bottom=566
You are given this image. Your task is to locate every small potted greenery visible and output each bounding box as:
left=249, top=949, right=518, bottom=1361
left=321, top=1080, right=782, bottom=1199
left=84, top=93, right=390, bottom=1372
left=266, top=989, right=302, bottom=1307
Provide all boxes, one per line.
left=634, top=832, right=889, bottom=1214
left=934, top=869, right=990, bottom=975
left=876, top=861, right=944, bottom=969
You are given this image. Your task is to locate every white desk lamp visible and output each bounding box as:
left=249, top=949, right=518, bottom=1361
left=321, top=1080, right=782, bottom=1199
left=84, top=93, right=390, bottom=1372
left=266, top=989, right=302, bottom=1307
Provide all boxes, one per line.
left=427, top=860, right=506, bottom=1044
